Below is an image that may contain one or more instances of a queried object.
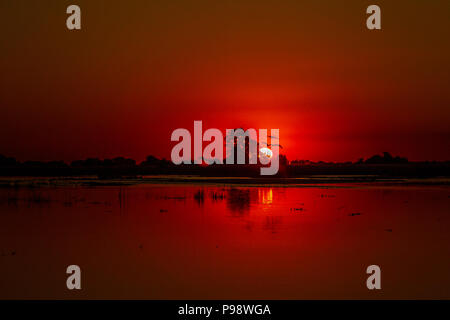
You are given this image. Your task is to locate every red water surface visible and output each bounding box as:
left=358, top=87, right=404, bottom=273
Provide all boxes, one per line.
left=0, top=183, right=449, bottom=299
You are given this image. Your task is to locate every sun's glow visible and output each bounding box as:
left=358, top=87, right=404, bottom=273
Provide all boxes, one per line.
left=259, top=147, right=273, bottom=159
left=259, top=188, right=273, bottom=205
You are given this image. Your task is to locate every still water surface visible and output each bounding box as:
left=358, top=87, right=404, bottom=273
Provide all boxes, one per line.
left=0, top=182, right=449, bottom=299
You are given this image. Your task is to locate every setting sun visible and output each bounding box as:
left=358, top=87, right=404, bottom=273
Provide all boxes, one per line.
left=260, top=147, right=273, bottom=159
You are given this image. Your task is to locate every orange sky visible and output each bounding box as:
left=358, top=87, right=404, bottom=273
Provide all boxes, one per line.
left=1, top=1, right=449, bottom=162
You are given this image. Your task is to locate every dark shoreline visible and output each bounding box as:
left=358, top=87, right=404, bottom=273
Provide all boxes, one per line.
left=1, top=175, right=449, bottom=188
left=1, top=156, right=450, bottom=187
left=1, top=162, right=449, bottom=177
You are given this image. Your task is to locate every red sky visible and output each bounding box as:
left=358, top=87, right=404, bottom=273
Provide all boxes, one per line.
left=1, top=1, right=449, bottom=162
